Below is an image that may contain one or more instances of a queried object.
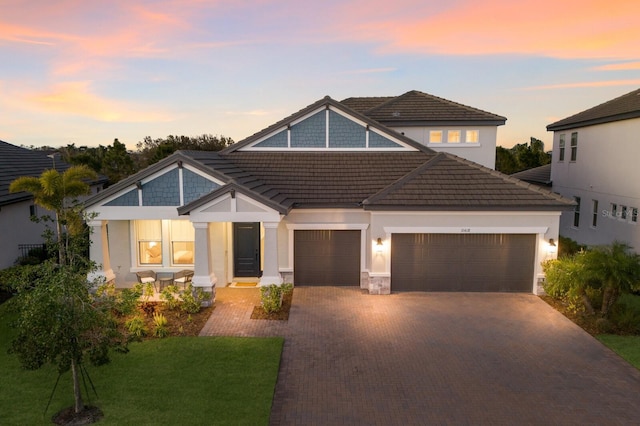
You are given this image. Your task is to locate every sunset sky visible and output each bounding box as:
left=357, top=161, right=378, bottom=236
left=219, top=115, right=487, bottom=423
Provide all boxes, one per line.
left=1, top=0, right=639, bottom=151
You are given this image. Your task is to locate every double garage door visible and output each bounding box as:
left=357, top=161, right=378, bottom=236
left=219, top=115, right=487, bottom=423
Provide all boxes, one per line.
left=294, top=230, right=536, bottom=292
left=391, top=233, right=536, bottom=292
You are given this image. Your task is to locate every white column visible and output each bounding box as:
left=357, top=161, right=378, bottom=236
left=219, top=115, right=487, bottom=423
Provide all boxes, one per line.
left=87, top=220, right=115, bottom=284
left=259, top=221, right=282, bottom=286
left=192, top=222, right=217, bottom=299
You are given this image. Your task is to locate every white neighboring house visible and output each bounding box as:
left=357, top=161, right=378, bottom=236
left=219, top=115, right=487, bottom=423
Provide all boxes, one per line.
left=0, top=140, right=107, bottom=269
left=341, top=90, right=506, bottom=169
left=547, top=88, right=640, bottom=252
left=83, top=95, right=571, bottom=299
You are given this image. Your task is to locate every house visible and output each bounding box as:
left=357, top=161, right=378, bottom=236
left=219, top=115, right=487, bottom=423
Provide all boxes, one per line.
left=0, top=140, right=107, bottom=269
left=83, top=95, right=572, bottom=300
left=547, top=88, right=640, bottom=252
left=341, top=90, right=506, bottom=169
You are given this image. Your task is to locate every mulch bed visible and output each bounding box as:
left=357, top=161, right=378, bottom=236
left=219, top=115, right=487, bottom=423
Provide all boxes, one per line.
left=540, top=295, right=600, bottom=336
left=124, top=302, right=214, bottom=338
left=52, top=405, right=103, bottom=425
left=250, top=291, right=293, bottom=320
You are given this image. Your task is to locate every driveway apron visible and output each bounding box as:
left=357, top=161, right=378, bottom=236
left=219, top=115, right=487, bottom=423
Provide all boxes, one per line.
left=201, top=287, right=640, bottom=425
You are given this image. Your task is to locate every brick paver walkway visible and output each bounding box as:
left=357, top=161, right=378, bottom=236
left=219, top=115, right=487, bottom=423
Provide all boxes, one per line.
left=201, top=287, right=640, bottom=425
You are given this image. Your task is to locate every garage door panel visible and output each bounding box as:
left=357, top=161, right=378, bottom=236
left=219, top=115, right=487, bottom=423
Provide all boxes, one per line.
left=294, top=230, right=360, bottom=286
left=392, top=233, right=535, bottom=292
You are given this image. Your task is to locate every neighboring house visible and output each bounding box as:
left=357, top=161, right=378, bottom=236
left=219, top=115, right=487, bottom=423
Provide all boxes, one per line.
left=511, top=164, right=552, bottom=189
left=0, top=140, right=107, bottom=269
left=547, top=88, right=640, bottom=252
left=341, top=90, right=506, bottom=169
left=84, top=96, right=572, bottom=299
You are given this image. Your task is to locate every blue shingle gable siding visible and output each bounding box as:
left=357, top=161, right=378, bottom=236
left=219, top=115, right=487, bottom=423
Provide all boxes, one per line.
left=105, top=188, right=138, bottom=206
left=291, top=111, right=325, bottom=148
left=254, top=130, right=288, bottom=148
left=142, top=169, right=180, bottom=206
left=369, top=131, right=402, bottom=148
left=183, top=169, right=219, bottom=204
left=329, top=110, right=366, bottom=148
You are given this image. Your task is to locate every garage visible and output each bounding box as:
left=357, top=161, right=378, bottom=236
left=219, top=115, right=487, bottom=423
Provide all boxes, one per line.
left=391, top=233, right=536, bottom=292
left=294, top=230, right=361, bottom=286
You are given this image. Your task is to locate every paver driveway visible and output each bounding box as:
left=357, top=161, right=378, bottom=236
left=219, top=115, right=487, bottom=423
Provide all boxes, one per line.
left=201, top=287, right=640, bottom=425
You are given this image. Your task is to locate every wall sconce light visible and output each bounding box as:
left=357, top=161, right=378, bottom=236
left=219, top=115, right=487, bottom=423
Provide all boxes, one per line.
left=376, top=237, right=384, bottom=253
left=547, top=238, right=557, bottom=253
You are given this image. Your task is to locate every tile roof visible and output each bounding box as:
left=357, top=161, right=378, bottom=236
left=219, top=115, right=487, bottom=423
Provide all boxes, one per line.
left=341, top=90, right=506, bottom=126
left=0, top=140, right=73, bottom=206
left=547, top=88, right=640, bottom=131
left=363, top=154, right=570, bottom=210
left=510, top=164, right=552, bottom=187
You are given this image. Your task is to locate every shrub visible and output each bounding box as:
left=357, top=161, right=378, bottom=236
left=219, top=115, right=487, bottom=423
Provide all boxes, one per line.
left=261, top=284, right=284, bottom=314
left=153, top=312, right=169, bottom=338
left=558, top=235, right=587, bottom=258
left=160, top=285, right=181, bottom=310
left=125, top=315, right=148, bottom=339
left=610, top=294, right=640, bottom=334
left=114, top=284, right=143, bottom=317
left=181, top=285, right=206, bottom=314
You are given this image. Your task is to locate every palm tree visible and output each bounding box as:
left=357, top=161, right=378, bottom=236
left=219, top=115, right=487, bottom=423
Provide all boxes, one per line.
left=9, top=165, right=98, bottom=265
left=582, top=242, right=640, bottom=317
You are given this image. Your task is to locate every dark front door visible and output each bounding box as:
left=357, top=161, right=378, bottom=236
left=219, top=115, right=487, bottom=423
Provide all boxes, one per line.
left=233, top=222, right=261, bottom=277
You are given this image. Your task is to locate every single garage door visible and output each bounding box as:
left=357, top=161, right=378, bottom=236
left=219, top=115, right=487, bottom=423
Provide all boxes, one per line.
left=391, top=233, right=536, bottom=292
left=294, top=230, right=360, bottom=286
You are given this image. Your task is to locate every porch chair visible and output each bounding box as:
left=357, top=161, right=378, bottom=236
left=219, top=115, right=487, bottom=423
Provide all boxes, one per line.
left=136, top=270, right=158, bottom=291
left=173, top=269, right=194, bottom=289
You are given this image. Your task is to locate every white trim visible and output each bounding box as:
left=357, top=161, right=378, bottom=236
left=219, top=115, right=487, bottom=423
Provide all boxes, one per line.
left=373, top=211, right=561, bottom=217
left=178, top=167, right=184, bottom=206
left=239, top=147, right=411, bottom=152
left=325, top=108, right=329, bottom=148
left=383, top=226, right=549, bottom=234
left=88, top=206, right=185, bottom=220
left=286, top=223, right=369, bottom=230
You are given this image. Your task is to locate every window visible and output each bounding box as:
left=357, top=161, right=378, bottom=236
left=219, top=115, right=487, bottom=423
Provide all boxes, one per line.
left=621, top=206, right=628, bottom=220
left=137, top=220, right=162, bottom=265
left=170, top=220, right=194, bottom=265
left=29, top=204, right=37, bottom=217
left=570, top=132, right=578, bottom=161
left=610, top=203, right=618, bottom=219
left=573, top=196, right=581, bottom=228
left=465, top=130, right=479, bottom=143
left=592, top=200, right=598, bottom=228
left=632, top=208, right=638, bottom=223
left=558, top=134, right=565, bottom=161
left=447, top=130, right=461, bottom=143
left=429, top=130, right=442, bottom=143
left=135, top=220, right=195, bottom=266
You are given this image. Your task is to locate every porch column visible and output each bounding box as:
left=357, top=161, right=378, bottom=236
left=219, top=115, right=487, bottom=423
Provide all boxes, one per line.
left=259, top=221, right=282, bottom=286
left=192, top=222, right=217, bottom=303
left=87, top=220, right=115, bottom=285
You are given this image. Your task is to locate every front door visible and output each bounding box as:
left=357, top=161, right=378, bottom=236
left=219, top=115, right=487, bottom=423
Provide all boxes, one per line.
left=233, top=222, right=261, bottom=277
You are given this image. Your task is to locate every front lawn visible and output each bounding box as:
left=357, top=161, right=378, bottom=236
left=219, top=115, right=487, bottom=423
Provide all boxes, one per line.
left=0, top=300, right=283, bottom=425
left=597, top=335, right=640, bottom=370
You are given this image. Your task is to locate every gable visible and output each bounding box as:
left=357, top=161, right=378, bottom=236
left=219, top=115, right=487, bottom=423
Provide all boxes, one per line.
left=103, top=164, right=221, bottom=207
left=239, top=101, right=417, bottom=152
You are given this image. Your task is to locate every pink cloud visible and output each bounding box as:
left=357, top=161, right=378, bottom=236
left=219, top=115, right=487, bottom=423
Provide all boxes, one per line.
left=521, top=79, right=640, bottom=90
left=592, top=61, right=640, bottom=71
left=335, top=0, right=640, bottom=60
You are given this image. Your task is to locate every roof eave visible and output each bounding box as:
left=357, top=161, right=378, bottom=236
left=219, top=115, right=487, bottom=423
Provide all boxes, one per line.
left=547, top=111, right=640, bottom=131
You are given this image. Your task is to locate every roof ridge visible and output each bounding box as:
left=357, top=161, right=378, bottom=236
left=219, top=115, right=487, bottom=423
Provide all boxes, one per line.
left=363, top=152, right=445, bottom=205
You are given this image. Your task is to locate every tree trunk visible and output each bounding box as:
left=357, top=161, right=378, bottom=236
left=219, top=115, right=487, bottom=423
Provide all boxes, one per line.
left=55, top=212, right=65, bottom=265
left=579, top=287, right=595, bottom=315
left=71, top=358, right=84, bottom=414
left=601, top=286, right=619, bottom=317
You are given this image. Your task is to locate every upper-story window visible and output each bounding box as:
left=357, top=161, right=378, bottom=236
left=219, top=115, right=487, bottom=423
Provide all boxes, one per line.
left=429, top=130, right=442, bottom=143
left=447, top=130, right=461, bottom=143
left=573, top=196, right=581, bottom=228
left=570, top=132, right=578, bottom=161
left=592, top=199, right=598, bottom=228
left=610, top=203, right=618, bottom=219
left=558, top=134, right=565, bottom=161
left=465, top=130, right=479, bottom=143
left=632, top=208, right=638, bottom=223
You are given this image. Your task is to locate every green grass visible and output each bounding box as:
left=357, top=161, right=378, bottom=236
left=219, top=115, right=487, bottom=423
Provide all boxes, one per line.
left=0, top=299, right=283, bottom=425
left=597, top=334, right=640, bottom=370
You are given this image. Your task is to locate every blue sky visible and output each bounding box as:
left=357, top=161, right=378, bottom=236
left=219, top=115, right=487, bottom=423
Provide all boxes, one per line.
left=1, top=0, right=639, bottom=150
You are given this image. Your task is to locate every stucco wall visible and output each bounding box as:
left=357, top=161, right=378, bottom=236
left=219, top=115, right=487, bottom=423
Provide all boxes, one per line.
left=0, top=200, right=50, bottom=269
left=393, top=125, right=498, bottom=169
